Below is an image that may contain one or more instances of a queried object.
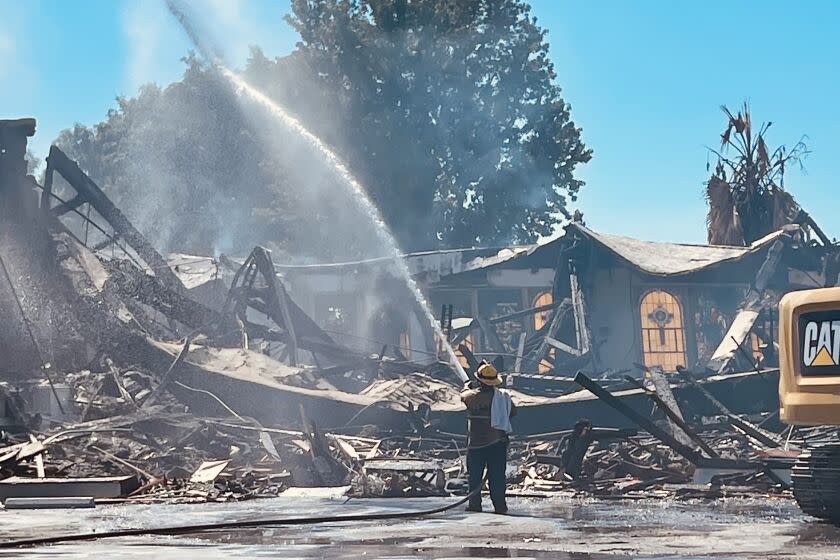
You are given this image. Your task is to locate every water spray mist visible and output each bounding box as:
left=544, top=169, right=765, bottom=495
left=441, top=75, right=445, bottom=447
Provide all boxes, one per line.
left=165, top=0, right=469, bottom=383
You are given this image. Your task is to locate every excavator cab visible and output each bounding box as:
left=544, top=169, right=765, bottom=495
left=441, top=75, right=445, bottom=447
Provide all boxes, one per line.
left=779, top=287, right=840, bottom=521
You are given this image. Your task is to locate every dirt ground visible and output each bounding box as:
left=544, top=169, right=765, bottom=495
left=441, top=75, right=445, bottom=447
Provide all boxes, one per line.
left=0, top=492, right=838, bottom=559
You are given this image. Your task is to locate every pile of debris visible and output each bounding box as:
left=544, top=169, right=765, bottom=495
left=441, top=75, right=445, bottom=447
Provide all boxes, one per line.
left=0, top=351, right=814, bottom=506
left=0, top=125, right=821, bottom=508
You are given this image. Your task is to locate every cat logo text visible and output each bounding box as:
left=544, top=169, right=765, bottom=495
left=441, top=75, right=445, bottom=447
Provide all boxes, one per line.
left=802, top=319, right=840, bottom=368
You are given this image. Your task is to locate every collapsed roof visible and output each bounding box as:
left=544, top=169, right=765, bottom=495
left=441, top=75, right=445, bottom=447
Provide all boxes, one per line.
left=568, top=224, right=789, bottom=276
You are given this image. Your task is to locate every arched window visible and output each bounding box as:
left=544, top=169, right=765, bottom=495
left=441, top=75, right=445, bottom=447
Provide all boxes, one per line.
left=533, top=291, right=553, bottom=331
left=750, top=332, right=763, bottom=362
left=533, top=291, right=554, bottom=373
left=640, top=290, right=687, bottom=372
left=399, top=332, right=411, bottom=360
left=455, top=334, right=474, bottom=370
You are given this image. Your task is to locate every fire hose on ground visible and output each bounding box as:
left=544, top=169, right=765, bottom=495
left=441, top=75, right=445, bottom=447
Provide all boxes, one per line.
left=0, top=484, right=483, bottom=549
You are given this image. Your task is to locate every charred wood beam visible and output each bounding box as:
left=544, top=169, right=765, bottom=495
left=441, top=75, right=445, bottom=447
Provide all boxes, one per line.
left=525, top=304, right=568, bottom=372
left=276, top=282, right=298, bottom=366
left=141, top=336, right=192, bottom=408
left=623, top=375, right=719, bottom=459
left=569, top=263, right=592, bottom=354
left=574, top=371, right=702, bottom=464
left=449, top=328, right=471, bottom=347
left=513, top=332, right=526, bottom=375
left=450, top=300, right=572, bottom=342
left=476, top=315, right=505, bottom=354
left=92, top=235, right=119, bottom=252
left=105, top=261, right=225, bottom=333
left=50, top=195, right=87, bottom=217
left=795, top=210, right=832, bottom=247
left=545, top=336, right=582, bottom=356
left=490, top=300, right=567, bottom=325
left=675, top=366, right=782, bottom=449
left=44, top=146, right=183, bottom=292
left=224, top=247, right=335, bottom=348
left=708, top=237, right=786, bottom=373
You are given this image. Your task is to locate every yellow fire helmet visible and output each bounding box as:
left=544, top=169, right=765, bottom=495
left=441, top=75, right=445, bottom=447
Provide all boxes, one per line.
left=476, top=362, right=502, bottom=386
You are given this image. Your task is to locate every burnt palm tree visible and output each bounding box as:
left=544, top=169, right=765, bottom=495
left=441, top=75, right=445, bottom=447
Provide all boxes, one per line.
left=705, top=103, right=808, bottom=246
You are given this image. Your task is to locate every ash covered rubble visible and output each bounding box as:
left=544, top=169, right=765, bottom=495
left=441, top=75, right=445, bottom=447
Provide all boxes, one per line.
left=0, top=118, right=837, bottom=508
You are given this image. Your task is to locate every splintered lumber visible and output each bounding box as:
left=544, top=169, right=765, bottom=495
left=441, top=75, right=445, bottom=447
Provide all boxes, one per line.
left=29, top=436, right=45, bottom=478
left=0, top=476, right=139, bottom=500
left=569, top=265, right=591, bottom=354
left=624, top=375, right=719, bottom=459
left=16, top=439, right=46, bottom=463
left=513, top=332, right=526, bottom=376
left=545, top=336, right=582, bottom=356
left=489, top=300, right=567, bottom=325
left=362, top=457, right=446, bottom=492
left=574, top=371, right=702, bottom=463
left=106, top=260, right=224, bottom=331
left=708, top=237, right=785, bottom=373
left=142, top=336, right=192, bottom=408
left=526, top=300, right=573, bottom=371
left=676, top=366, right=782, bottom=448
left=708, top=310, right=760, bottom=372
left=476, top=316, right=505, bottom=353
left=190, top=460, right=230, bottom=483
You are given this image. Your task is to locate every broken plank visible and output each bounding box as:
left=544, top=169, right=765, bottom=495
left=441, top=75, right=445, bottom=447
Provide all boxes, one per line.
left=545, top=336, right=583, bottom=356
left=489, top=300, right=566, bottom=325
left=190, top=460, right=230, bottom=483
left=16, top=439, right=46, bottom=463
left=29, top=436, right=45, bottom=478
left=142, top=335, right=192, bottom=407
left=476, top=316, right=505, bottom=353
left=0, top=476, right=139, bottom=500
left=574, top=371, right=701, bottom=463
left=624, top=375, right=719, bottom=459
left=709, top=310, right=760, bottom=370
left=4, top=497, right=96, bottom=510
left=677, top=367, right=782, bottom=448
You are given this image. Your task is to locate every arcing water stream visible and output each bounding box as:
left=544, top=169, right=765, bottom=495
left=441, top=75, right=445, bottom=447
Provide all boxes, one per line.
left=166, top=1, right=469, bottom=382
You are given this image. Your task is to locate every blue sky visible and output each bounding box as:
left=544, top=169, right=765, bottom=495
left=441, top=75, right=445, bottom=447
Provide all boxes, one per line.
left=1, top=0, right=837, bottom=243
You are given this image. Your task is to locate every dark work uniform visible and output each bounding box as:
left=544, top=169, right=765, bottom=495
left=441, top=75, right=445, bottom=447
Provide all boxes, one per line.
left=460, top=384, right=517, bottom=513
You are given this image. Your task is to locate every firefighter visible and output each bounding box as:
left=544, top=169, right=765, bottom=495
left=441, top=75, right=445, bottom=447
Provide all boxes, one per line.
left=460, top=361, right=516, bottom=513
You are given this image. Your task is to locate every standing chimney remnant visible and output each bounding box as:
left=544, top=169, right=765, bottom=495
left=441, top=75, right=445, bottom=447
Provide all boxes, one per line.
left=0, top=118, right=36, bottom=186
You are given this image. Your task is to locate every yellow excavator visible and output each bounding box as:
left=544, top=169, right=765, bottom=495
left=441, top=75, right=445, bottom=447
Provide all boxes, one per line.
left=779, top=287, right=840, bottom=521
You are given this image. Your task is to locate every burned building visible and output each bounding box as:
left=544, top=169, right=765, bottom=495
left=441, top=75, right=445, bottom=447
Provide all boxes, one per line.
left=558, top=223, right=830, bottom=376
left=0, top=116, right=827, bottom=512
left=270, top=220, right=835, bottom=384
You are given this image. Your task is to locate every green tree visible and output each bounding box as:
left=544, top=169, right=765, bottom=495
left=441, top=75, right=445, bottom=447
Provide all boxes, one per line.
left=282, top=0, right=590, bottom=249
left=54, top=57, right=297, bottom=256
left=55, top=0, right=589, bottom=257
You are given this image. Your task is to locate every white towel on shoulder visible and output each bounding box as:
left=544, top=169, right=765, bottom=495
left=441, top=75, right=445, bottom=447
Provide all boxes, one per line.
left=490, top=388, right=513, bottom=433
